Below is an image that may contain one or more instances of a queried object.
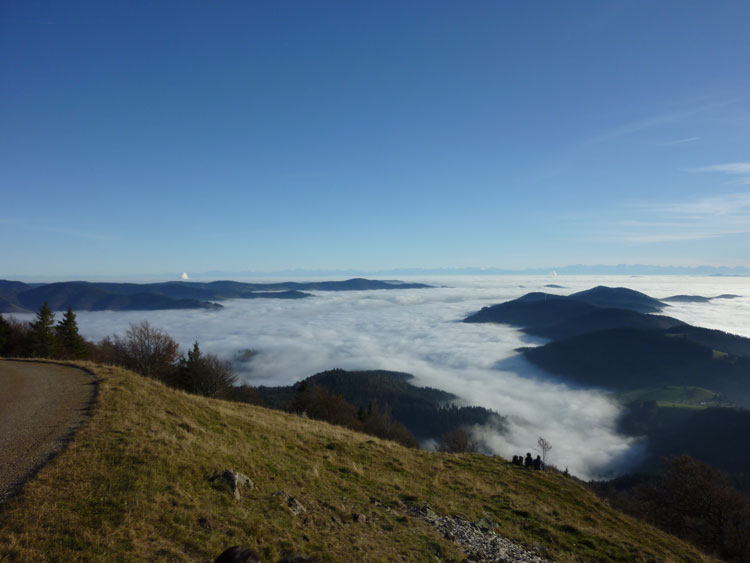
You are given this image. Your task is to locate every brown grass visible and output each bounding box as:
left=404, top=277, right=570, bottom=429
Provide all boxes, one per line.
left=0, top=362, right=715, bottom=562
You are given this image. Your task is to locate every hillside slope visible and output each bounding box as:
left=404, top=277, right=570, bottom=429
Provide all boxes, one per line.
left=0, top=363, right=712, bottom=562
left=521, top=328, right=750, bottom=407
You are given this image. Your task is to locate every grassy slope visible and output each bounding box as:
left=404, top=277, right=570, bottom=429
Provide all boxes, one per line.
left=0, top=363, right=713, bottom=562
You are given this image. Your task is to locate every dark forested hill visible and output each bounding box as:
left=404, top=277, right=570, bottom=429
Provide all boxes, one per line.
left=521, top=328, right=750, bottom=406
left=0, top=280, right=32, bottom=298
left=256, top=368, right=504, bottom=441
left=664, top=324, right=750, bottom=358
left=464, top=293, right=599, bottom=327
left=466, top=286, right=750, bottom=407
left=568, top=286, right=667, bottom=313
left=661, top=293, right=740, bottom=303
left=464, top=286, right=668, bottom=330
left=526, top=308, right=684, bottom=340
left=14, top=282, right=223, bottom=312
left=0, top=278, right=432, bottom=312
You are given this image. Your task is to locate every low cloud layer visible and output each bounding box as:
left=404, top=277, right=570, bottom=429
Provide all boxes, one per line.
left=32, top=275, right=750, bottom=480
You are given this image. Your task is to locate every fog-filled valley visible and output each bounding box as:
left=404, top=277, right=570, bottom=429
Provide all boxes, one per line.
left=11, top=275, right=748, bottom=480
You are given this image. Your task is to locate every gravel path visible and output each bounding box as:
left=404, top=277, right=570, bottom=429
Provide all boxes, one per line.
left=0, top=360, right=96, bottom=504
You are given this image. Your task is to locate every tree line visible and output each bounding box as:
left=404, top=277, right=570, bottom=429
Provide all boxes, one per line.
left=0, top=302, right=237, bottom=399
left=1, top=303, right=88, bottom=360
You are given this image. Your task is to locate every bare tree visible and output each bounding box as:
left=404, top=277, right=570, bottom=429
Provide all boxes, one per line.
left=439, top=428, right=480, bottom=453
left=537, top=436, right=552, bottom=465
left=114, top=320, right=179, bottom=382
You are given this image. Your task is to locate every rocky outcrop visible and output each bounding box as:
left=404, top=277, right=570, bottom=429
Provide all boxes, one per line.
left=210, top=468, right=254, bottom=500
left=273, top=490, right=307, bottom=515
left=408, top=503, right=551, bottom=563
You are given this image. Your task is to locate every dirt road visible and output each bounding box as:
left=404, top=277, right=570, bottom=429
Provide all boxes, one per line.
left=0, top=360, right=96, bottom=503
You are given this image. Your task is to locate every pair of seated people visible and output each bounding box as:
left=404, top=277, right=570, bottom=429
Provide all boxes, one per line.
left=511, top=453, right=544, bottom=470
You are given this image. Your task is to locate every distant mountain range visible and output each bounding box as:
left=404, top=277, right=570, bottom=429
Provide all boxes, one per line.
left=12, top=263, right=749, bottom=282
left=464, top=286, right=750, bottom=407
left=0, top=278, right=432, bottom=313
left=197, top=263, right=750, bottom=277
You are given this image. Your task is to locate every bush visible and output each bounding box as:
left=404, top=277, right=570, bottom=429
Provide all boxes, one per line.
left=109, top=321, right=179, bottom=383
left=0, top=314, right=31, bottom=357
left=438, top=428, right=479, bottom=453
left=176, top=342, right=237, bottom=398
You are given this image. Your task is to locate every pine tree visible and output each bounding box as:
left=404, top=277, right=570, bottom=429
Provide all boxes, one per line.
left=29, top=301, right=57, bottom=358
left=0, top=313, right=11, bottom=356
left=176, top=341, right=202, bottom=393
left=56, top=306, right=87, bottom=359
left=176, top=341, right=237, bottom=397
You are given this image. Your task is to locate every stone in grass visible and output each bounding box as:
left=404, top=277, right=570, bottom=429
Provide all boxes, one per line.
left=353, top=512, right=368, bottom=524
left=210, top=468, right=255, bottom=500
left=476, top=516, right=494, bottom=532
left=273, top=490, right=307, bottom=515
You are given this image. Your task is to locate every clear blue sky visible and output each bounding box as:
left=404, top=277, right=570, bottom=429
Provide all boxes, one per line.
left=2, top=1, right=749, bottom=278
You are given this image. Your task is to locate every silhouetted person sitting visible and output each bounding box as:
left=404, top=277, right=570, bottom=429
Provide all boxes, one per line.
left=533, top=455, right=543, bottom=471
left=214, top=546, right=261, bottom=563
left=524, top=452, right=533, bottom=468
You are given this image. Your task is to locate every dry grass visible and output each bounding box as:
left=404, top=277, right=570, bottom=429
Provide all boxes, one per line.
left=0, top=363, right=714, bottom=562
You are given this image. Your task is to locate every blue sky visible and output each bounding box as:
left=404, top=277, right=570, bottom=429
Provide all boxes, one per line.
left=2, top=1, right=749, bottom=279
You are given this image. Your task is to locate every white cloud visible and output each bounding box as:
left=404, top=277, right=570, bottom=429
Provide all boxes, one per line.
left=617, top=230, right=745, bottom=244
left=689, top=162, right=750, bottom=187
left=615, top=192, right=750, bottom=243
left=689, top=162, right=750, bottom=175
left=658, top=192, right=750, bottom=216
left=0, top=218, right=116, bottom=242
left=658, top=137, right=699, bottom=145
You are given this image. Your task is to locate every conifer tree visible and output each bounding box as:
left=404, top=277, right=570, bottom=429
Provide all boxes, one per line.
left=56, top=306, right=87, bottom=359
left=176, top=341, right=202, bottom=392
left=0, top=313, right=11, bottom=356
left=177, top=341, right=237, bottom=397
left=29, top=301, right=57, bottom=358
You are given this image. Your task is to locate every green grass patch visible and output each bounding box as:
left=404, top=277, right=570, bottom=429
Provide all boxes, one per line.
left=612, top=385, right=719, bottom=407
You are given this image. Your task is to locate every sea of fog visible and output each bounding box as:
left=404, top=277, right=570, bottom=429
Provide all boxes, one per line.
left=18, top=275, right=750, bottom=480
